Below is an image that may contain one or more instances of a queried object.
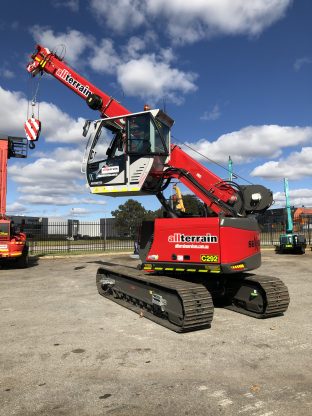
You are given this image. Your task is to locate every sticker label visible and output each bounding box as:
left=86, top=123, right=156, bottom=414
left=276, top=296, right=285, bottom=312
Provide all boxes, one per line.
left=55, top=69, right=90, bottom=97
left=97, top=165, right=120, bottom=177
left=201, top=254, right=219, bottom=263
left=169, top=233, right=218, bottom=243
left=168, top=233, right=218, bottom=249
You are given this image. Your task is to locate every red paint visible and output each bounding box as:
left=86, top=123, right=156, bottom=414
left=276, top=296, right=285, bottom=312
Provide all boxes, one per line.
left=146, top=217, right=259, bottom=267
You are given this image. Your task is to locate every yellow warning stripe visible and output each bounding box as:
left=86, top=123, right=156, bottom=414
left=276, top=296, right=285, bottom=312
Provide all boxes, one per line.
left=143, top=265, right=221, bottom=273
left=91, top=186, right=140, bottom=194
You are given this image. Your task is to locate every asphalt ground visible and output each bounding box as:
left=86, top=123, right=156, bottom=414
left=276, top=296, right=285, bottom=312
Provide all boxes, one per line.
left=0, top=250, right=311, bottom=416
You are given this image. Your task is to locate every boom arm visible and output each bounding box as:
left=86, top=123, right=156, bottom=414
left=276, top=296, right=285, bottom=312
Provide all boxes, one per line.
left=154, top=145, right=272, bottom=216
left=165, top=145, right=238, bottom=216
left=26, top=45, right=273, bottom=217
left=27, top=45, right=130, bottom=118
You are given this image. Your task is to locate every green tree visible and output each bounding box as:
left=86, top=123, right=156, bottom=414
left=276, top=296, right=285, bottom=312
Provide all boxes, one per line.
left=112, top=199, right=157, bottom=238
left=177, top=194, right=205, bottom=216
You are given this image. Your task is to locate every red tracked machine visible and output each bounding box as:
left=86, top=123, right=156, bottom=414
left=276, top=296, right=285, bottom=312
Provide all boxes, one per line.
left=26, top=45, right=290, bottom=331
left=0, top=137, right=29, bottom=267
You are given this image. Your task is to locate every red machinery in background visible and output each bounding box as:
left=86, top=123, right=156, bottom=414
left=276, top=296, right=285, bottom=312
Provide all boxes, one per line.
left=26, top=45, right=290, bottom=331
left=0, top=137, right=29, bottom=267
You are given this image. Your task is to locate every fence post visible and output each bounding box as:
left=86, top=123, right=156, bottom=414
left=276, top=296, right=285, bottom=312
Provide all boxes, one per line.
left=67, top=235, right=71, bottom=252
left=29, top=240, right=33, bottom=255
left=102, top=217, right=106, bottom=251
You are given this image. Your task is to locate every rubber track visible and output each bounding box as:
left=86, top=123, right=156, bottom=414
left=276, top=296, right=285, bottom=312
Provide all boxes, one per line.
left=96, top=266, right=214, bottom=333
left=224, top=274, right=290, bottom=318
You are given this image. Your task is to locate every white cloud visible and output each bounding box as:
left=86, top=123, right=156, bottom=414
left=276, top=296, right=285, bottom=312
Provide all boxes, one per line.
left=186, top=125, right=312, bottom=164
left=273, top=188, right=312, bottom=207
left=19, top=194, right=82, bottom=206
left=8, top=147, right=89, bottom=206
left=88, top=39, right=120, bottom=74
left=0, top=86, right=94, bottom=210
left=70, top=207, right=92, bottom=216
left=65, top=206, right=107, bottom=217
left=200, top=104, right=221, bottom=121
left=90, top=0, right=145, bottom=32
left=251, top=147, right=312, bottom=180
left=29, top=27, right=120, bottom=75
left=8, top=145, right=110, bottom=209
left=117, top=54, right=197, bottom=103
left=294, top=57, right=312, bottom=71
left=29, top=27, right=197, bottom=104
left=90, top=0, right=292, bottom=43
left=29, top=26, right=93, bottom=67
left=0, top=67, right=14, bottom=79
left=151, top=0, right=293, bottom=43
left=8, top=149, right=82, bottom=186
left=80, top=198, right=107, bottom=206
left=0, top=86, right=108, bottom=212
left=0, top=86, right=84, bottom=143
left=38, top=103, right=85, bottom=143
left=6, top=202, right=29, bottom=216
left=0, top=87, right=28, bottom=136
left=124, top=36, right=148, bottom=60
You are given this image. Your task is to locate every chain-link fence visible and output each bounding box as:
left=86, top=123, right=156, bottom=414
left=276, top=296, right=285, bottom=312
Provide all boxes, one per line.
left=16, top=217, right=312, bottom=256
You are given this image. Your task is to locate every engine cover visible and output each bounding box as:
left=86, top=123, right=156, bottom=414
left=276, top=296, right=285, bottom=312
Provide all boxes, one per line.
left=140, top=217, right=261, bottom=274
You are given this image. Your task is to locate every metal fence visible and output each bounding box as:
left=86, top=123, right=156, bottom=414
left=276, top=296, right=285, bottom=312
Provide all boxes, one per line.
left=25, top=221, right=139, bottom=256
left=259, top=221, right=312, bottom=246
left=22, top=218, right=312, bottom=256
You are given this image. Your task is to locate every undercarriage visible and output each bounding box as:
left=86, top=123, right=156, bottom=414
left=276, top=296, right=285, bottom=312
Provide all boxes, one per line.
left=96, top=261, right=289, bottom=332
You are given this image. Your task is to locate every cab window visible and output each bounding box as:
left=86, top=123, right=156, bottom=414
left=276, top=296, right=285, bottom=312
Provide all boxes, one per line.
left=127, top=113, right=169, bottom=155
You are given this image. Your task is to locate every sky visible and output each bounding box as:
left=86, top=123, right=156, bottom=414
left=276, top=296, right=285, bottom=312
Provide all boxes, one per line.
left=1, top=0, right=311, bottom=219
